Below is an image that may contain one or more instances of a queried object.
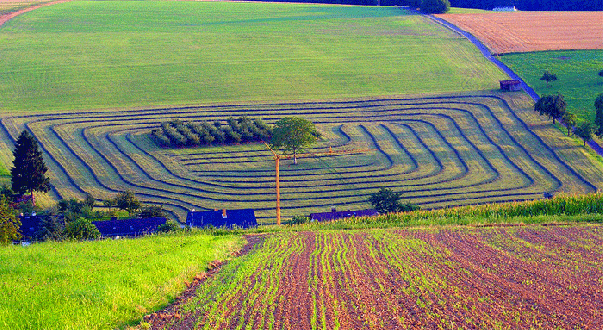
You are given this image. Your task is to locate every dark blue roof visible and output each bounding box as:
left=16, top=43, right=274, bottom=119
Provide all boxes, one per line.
left=309, top=209, right=379, bottom=222
left=186, top=209, right=257, bottom=229
left=18, top=215, right=42, bottom=239
left=92, top=217, right=167, bottom=237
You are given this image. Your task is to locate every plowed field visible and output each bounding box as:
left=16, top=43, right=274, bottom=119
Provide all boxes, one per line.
left=435, top=12, right=603, bottom=54
left=160, top=225, right=603, bottom=330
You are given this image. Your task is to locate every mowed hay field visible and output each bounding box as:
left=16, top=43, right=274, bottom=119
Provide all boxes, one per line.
left=435, top=11, right=603, bottom=54
left=500, top=50, right=603, bottom=121
left=160, top=226, right=603, bottom=329
left=0, top=1, right=507, bottom=113
left=2, top=91, right=603, bottom=223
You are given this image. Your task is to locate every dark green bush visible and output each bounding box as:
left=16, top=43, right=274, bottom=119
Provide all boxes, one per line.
left=420, top=0, right=450, bottom=13
left=157, top=220, right=180, bottom=233
left=64, top=217, right=100, bottom=240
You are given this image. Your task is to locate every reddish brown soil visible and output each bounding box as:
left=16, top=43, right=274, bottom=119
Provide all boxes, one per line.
left=435, top=12, right=603, bottom=54
left=0, top=0, right=70, bottom=27
left=168, top=226, right=603, bottom=329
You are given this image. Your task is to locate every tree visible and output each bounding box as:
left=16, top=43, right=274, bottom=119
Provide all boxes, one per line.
left=114, top=190, right=141, bottom=216
left=420, top=0, right=450, bottom=13
left=83, top=193, right=95, bottom=209
left=574, top=122, right=595, bottom=146
left=368, top=188, right=419, bottom=214
left=534, top=94, right=566, bottom=124
left=138, top=205, right=166, bottom=218
left=596, top=93, right=603, bottom=137
left=561, top=112, right=576, bottom=136
left=64, top=217, right=100, bottom=240
left=598, top=69, right=603, bottom=77
left=270, top=117, right=321, bottom=165
left=540, top=70, right=557, bottom=87
left=34, top=213, right=66, bottom=241
left=11, top=130, right=50, bottom=207
left=157, top=220, right=180, bottom=233
left=0, top=196, right=21, bottom=245
left=405, top=0, right=422, bottom=8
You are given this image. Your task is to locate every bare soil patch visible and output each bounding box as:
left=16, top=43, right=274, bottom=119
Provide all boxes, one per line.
left=436, top=11, right=603, bottom=54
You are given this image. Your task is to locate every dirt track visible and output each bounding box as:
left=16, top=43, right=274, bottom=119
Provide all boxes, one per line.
left=436, top=11, right=603, bottom=54
left=0, top=0, right=70, bottom=27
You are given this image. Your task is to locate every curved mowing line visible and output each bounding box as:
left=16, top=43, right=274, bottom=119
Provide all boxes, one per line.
left=115, top=122, right=523, bottom=204
left=46, top=124, right=203, bottom=213
left=130, top=117, right=532, bottom=201
left=361, top=103, right=572, bottom=191
left=379, top=123, right=419, bottom=174
left=44, top=109, right=528, bottom=199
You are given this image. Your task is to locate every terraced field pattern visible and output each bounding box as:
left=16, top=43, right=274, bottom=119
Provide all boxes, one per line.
left=162, top=225, right=603, bottom=329
left=2, top=92, right=603, bottom=223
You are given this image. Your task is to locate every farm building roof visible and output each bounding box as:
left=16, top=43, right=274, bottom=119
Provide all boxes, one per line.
left=500, top=80, right=522, bottom=91
left=186, top=209, right=257, bottom=229
left=18, top=215, right=42, bottom=239
left=309, top=209, right=378, bottom=222
left=92, top=217, right=167, bottom=237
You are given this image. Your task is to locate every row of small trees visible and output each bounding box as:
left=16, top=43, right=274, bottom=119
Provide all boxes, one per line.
left=534, top=92, right=603, bottom=146
left=151, top=116, right=272, bottom=148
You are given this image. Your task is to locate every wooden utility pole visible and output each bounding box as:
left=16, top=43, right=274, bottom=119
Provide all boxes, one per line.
left=264, top=143, right=281, bottom=225
left=264, top=143, right=373, bottom=225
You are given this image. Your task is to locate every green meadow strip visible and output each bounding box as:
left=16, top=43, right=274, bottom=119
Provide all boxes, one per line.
left=500, top=50, right=603, bottom=122
left=0, top=233, right=242, bottom=330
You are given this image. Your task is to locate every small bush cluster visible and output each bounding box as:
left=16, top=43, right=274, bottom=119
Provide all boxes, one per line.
left=151, top=116, right=272, bottom=148
left=420, top=0, right=450, bottom=13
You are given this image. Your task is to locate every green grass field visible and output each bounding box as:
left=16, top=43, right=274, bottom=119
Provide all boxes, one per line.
left=0, top=1, right=507, bottom=113
left=500, top=50, right=603, bottom=122
left=0, top=232, right=242, bottom=330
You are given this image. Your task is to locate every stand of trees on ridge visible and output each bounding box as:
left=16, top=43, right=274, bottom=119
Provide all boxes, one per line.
left=151, top=116, right=272, bottom=148
left=534, top=91, right=603, bottom=147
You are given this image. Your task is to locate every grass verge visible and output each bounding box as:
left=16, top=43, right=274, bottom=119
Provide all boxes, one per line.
left=0, top=232, right=243, bottom=330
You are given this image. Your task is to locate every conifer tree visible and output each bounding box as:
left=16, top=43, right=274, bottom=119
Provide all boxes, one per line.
left=595, top=93, right=603, bottom=137
left=11, top=130, right=50, bottom=207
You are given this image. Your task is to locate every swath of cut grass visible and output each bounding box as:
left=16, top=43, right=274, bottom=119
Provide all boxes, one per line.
left=0, top=233, right=243, bottom=330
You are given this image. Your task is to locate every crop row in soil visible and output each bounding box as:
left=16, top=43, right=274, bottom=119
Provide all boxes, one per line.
left=1, top=93, right=601, bottom=223
left=163, top=225, right=603, bottom=329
